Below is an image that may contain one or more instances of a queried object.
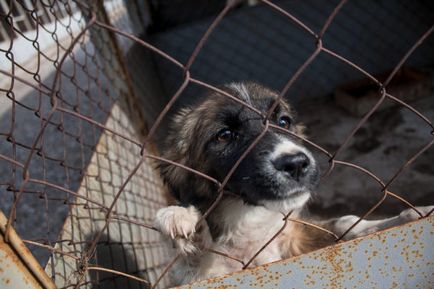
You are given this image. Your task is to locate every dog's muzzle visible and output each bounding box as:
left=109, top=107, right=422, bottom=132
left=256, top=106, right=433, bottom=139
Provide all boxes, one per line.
left=272, top=152, right=310, bottom=182
left=268, top=136, right=317, bottom=185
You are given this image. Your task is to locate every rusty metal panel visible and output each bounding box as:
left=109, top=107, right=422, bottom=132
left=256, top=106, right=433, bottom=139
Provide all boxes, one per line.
left=178, top=216, right=434, bottom=289
left=0, top=210, right=56, bottom=289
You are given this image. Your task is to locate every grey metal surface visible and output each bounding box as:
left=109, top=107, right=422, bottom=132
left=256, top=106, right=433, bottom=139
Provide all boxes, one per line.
left=177, top=216, right=434, bottom=289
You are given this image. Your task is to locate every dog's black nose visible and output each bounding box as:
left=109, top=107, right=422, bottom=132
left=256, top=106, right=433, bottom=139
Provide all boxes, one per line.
left=273, top=153, right=310, bottom=181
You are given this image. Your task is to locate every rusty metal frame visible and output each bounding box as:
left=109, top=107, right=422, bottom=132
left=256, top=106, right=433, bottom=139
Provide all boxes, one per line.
left=0, top=210, right=56, bottom=289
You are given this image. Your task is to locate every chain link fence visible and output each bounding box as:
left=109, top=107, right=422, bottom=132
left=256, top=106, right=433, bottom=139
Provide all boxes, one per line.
left=0, top=0, right=433, bottom=288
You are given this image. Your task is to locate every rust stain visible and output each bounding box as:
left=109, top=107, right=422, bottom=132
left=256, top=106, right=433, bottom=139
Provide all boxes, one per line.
left=0, top=238, right=43, bottom=289
left=1, top=277, right=11, bottom=284
left=214, top=285, right=236, bottom=289
left=324, top=244, right=344, bottom=288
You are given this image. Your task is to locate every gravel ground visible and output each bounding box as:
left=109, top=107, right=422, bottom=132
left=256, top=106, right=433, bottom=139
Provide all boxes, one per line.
left=298, top=93, right=434, bottom=218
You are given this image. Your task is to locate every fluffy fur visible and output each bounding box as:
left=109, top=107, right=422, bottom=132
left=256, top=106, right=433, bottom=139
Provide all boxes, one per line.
left=153, top=82, right=433, bottom=286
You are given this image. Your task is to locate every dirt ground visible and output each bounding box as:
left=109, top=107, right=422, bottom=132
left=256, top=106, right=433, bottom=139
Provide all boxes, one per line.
left=296, top=92, right=434, bottom=218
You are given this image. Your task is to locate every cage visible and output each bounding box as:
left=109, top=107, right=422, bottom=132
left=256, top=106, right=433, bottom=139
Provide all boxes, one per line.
left=0, top=0, right=433, bottom=289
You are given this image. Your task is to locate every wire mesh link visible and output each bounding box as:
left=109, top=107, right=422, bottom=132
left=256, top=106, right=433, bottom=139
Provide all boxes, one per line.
left=0, top=0, right=433, bottom=288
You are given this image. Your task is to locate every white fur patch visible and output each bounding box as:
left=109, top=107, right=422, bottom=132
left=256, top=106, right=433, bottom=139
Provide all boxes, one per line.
left=228, top=82, right=252, bottom=106
left=269, top=137, right=315, bottom=165
left=330, top=205, right=434, bottom=240
left=259, top=191, right=311, bottom=214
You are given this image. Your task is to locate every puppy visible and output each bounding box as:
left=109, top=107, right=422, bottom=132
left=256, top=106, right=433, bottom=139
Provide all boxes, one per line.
left=154, top=82, right=433, bottom=285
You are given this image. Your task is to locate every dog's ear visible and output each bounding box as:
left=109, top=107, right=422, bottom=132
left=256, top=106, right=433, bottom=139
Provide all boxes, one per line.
left=159, top=157, right=204, bottom=205
left=158, top=107, right=196, bottom=203
left=171, top=107, right=195, bottom=154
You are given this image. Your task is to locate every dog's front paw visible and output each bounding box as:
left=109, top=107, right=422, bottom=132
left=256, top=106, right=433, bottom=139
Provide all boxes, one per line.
left=154, top=205, right=211, bottom=255
left=154, top=205, right=200, bottom=239
left=398, top=206, right=434, bottom=222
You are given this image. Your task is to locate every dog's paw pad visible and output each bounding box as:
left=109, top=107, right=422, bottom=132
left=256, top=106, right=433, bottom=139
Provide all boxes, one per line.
left=154, top=205, right=201, bottom=239
left=399, top=206, right=434, bottom=222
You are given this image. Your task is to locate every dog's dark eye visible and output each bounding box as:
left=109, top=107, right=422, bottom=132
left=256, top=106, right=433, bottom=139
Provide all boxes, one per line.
left=216, top=129, right=236, bottom=142
left=277, top=116, right=292, bottom=129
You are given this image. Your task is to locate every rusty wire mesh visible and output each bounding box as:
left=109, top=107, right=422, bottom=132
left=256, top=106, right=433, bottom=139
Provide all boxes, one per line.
left=0, top=0, right=433, bottom=288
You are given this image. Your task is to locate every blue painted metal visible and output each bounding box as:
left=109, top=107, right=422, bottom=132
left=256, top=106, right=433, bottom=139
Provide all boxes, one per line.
left=178, top=216, right=433, bottom=289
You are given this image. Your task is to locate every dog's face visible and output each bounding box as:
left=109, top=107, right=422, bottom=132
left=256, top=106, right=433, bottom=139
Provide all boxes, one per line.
left=160, top=83, right=319, bottom=212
